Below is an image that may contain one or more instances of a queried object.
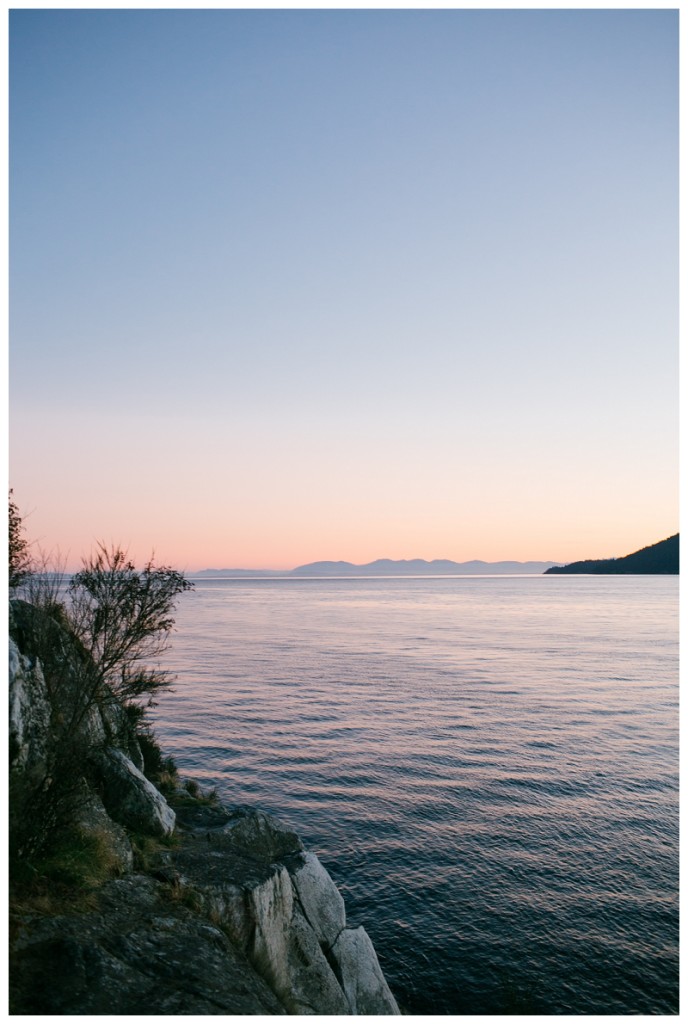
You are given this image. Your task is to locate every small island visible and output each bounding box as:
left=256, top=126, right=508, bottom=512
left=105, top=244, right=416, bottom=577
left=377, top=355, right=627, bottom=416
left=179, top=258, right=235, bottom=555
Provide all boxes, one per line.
left=544, top=534, right=678, bottom=575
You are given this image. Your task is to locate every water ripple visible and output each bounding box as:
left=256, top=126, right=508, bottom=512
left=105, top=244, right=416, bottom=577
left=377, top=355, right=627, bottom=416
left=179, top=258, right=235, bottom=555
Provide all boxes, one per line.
left=155, top=575, right=678, bottom=1015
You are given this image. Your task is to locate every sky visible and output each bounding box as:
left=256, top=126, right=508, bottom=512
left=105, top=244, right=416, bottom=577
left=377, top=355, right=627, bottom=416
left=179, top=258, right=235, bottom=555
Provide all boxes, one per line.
left=9, top=8, right=678, bottom=571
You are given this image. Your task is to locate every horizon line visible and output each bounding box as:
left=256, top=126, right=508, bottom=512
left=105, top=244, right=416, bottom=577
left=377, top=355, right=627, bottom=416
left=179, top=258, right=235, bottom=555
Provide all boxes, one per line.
left=189, top=556, right=564, bottom=575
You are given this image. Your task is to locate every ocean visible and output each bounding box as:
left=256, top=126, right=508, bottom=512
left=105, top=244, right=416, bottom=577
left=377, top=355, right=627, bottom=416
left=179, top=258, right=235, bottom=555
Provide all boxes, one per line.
left=153, top=574, right=679, bottom=1014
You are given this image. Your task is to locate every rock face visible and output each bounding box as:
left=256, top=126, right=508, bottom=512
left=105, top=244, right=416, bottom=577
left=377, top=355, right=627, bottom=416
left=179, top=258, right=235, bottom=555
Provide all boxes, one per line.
left=9, top=636, right=51, bottom=775
left=289, top=850, right=346, bottom=948
left=9, top=600, right=401, bottom=1015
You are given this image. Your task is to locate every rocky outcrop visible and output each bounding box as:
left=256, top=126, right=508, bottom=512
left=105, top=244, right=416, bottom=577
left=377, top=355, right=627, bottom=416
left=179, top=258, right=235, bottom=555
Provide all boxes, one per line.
left=169, top=807, right=400, bottom=1015
left=9, top=600, right=401, bottom=1015
left=11, top=875, right=286, bottom=1014
left=11, top=795, right=400, bottom=1015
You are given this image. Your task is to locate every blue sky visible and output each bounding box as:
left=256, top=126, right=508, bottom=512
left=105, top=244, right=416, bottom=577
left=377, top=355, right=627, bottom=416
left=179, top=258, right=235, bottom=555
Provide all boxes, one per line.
left=9, top=9, right=678, bottom=569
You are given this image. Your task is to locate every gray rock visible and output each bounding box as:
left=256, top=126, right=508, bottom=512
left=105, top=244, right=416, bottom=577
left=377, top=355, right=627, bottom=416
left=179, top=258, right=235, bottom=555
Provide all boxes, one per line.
left=332, top=926, right=401, bottom=1014
left=221, top=807, right=304, bottom=860
left=237, top=864, right=296, bottom=998
left=9, top=638, right=51, bottom=774
left=9, top=599, right=94, bottom=737
left=236, top=862, right=348, bottom=1012
left=286, top=850, right=346, bottom=949
left=170, top=789, right=232, bottom=831
left=96, top=748, right=176, bottom=838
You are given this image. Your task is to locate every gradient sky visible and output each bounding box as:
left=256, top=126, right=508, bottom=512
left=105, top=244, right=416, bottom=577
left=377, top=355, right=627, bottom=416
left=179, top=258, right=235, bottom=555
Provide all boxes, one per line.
left=9, top=8, right=678, bottom=570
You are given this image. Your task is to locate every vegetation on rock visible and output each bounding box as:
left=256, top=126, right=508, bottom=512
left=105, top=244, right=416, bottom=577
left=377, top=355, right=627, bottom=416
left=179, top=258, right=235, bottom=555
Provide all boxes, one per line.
left=9, top=498, right=193, bottom=871
left=8, top=498, right=400, bottom=1015
left=9, top=490, right=33, bottom=590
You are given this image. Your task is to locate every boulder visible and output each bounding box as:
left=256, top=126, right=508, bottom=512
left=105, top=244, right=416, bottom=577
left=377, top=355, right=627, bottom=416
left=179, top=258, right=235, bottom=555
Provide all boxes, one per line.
left=170, top=789, right=232, bottom=831
left=284, top=903, right=350, bottom=1013
left=221, top=807, right=304, bottom=860
left=96, top=748, right=176, bottom=838
left=9, top=599, right=92, bottom=722
left=332, top=926, right=401, bottom=1014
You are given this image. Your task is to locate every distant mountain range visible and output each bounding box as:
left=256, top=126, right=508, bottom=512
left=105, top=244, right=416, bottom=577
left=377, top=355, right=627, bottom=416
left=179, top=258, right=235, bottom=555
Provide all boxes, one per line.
left=544, top=534, right=679, bottom=575
left=194, top=558, right=561, bottom=578
left=292, top=558, right=561, bottom=575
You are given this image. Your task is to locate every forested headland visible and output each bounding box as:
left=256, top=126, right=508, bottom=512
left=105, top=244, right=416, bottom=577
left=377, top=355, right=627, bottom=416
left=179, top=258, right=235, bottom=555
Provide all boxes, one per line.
left=544, top=534, right=678, bottom=575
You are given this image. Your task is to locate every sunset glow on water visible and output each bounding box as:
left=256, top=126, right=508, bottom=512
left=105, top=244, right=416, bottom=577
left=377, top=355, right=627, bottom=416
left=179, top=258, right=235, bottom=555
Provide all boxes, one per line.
left=154, top=574, right=679, bottom=1014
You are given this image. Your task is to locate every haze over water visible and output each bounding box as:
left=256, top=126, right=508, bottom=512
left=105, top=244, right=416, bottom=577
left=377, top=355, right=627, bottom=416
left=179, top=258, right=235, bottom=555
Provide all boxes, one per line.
left=154, top=574, right=678, bottom=1015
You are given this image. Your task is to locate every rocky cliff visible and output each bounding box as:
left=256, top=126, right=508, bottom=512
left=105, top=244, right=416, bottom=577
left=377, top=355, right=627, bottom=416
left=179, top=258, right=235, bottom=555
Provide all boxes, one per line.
left=9, top=599, right=400, bottom=1015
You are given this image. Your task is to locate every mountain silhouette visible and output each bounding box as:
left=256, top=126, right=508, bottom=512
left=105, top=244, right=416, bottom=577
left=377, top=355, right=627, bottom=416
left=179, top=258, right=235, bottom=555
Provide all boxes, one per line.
left=292, top=558, right=559, bottom=576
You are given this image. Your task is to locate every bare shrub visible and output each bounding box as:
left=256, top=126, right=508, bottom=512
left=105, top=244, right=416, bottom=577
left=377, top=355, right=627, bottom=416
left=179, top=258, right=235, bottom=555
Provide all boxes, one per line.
left=10, top=541, right=192, bottom=870
left=68, top=543, right=193, bottom=711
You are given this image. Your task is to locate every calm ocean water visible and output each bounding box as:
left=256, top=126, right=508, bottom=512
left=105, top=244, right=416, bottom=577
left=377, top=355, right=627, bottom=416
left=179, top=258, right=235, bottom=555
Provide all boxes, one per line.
left=153, top=575, right=678, bottom=1015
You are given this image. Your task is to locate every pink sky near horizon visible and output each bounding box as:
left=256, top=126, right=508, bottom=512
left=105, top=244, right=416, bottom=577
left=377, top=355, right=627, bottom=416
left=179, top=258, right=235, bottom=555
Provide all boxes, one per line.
left=10, top=406, right=677, bottom=572
left=13, top=506, right=678, bottom=575
left=10, top=12, right=678, bottom=572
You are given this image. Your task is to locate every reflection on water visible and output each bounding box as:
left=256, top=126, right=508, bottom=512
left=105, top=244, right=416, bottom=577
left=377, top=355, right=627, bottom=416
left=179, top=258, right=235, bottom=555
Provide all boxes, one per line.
left=155, top=575, right=678, bottom=1014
